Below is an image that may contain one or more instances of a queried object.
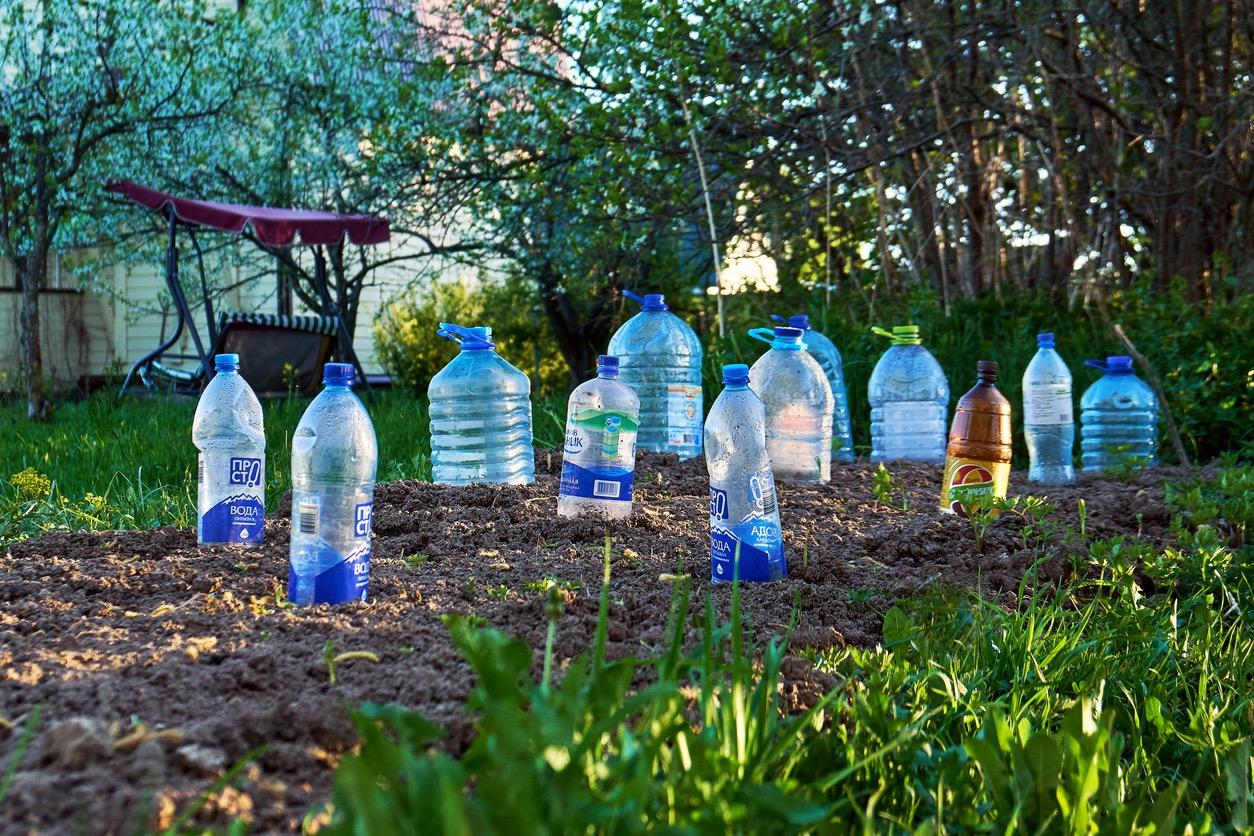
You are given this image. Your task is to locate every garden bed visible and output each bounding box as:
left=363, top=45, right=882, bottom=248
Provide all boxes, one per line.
left=0, top=452, right=1186, bottom=833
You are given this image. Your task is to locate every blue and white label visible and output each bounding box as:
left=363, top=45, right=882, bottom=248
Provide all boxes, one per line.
left=559, top=407, right=638, bottom=504
left=354, top=502, right=373, bottom=537
left=198, top=453, right=265, bottom=544
left=709, top=470, right=786, bottom=583
left=288, top=542, right=371, bottom=605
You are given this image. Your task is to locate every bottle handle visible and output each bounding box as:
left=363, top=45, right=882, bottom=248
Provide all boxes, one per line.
left=437, top=322, right=494, bottom=348
left=748, top=327, right=776, bottom=346
left=621, top=290, right=645, bottom=306
left=1083, top=359, right=1107, bottom=371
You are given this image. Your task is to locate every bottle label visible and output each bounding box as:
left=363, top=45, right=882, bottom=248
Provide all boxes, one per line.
left=666, top=385, right=702, bottom=447
left=882, top=401, right=940, bottom=426
left=198, top=453, right=265, bottom=544
left=708, top=472, right=786, bottom=582
left=1024, top=383, right=1073, bottom=425
left=559, top=407, right=638, bottom=502
left=939, top=456, right=1011, bottom=514
left=288, top=496, right=373, bottom=605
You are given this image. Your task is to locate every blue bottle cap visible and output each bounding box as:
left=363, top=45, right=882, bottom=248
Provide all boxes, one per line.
left=1107, top=355, right=1134, bottom=372
left=598, top=354, right=619, bottom=368
left=788, top=314, right=811, bottom=331
left=1037, top=332, right=1055, bottom=348
left=323, top=363, right=355, bottom=386
left=642, top=293, right=667, bottom=311
left=214, top=353, right=240, bottom=371
left=722, top=363, right=750, bottom=386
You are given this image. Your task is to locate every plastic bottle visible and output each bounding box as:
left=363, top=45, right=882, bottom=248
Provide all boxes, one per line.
left=606, top=291, right=703, bottom=459
left=705, top=364, right=786, bottom=583
left=868, top=325, right=950, bottom=464
left=428, top=324, right=535, bottom=485
left=747, top=326, right=834, bottom=483
left=1079, top=355, right=1159, bottom=472
left=193, top=353, right=265, bottom=545
left=288, top=363, right=378, bottom=606
left=773, top=314, right=855, bottom=461
left=940, top=361, right=1012, bottom=514
left=558, top=355, right=641, bottom=519
left=1022, top=332, right=1076, bottom=484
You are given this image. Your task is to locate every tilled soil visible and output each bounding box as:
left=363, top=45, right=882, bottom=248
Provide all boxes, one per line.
left=0, top=453, right=1190, bottom=833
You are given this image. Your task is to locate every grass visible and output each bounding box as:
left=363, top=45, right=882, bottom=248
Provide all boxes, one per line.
left=317, top=466, right=1254, bottom=832
left=0, top=389, right=567, bottom=546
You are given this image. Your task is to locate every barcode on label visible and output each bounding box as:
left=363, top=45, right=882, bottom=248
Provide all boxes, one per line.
left=761, top=486, right=778, bottom=515
left=593, top=480, right=621, bottom=498
left=298, top=501, right=319, bottom=535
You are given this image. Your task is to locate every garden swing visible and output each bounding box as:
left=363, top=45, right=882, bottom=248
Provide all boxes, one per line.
left=107, top=181, right=389, bottom=398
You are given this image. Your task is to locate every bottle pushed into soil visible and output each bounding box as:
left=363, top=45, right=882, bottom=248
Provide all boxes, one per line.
left=773, top=313, right=855, bottom=462
left=868, top=325, right=950, bottom=464
left=940, top=360, right=1012, bottom=514
left=193, top=353, right=265, bottom=546
left=428, top=324, right=535, bottom=486
left=747, top=326, right=834, bottom=484
left=705, top=363, right=786, bottom=583
left=557, top=355, right=641, bottom=520
left=607, top=291, right=703, bottom=460
left=289, top=363, right=378, bottom=605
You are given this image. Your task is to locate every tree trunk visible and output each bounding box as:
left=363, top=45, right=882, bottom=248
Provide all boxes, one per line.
left=18, top=249, right=50, bottom=421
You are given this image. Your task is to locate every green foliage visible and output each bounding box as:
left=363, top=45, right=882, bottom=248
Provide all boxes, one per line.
left=376, top=279, right=569, bottom=396
left=325, top=551, right=835, bottom=833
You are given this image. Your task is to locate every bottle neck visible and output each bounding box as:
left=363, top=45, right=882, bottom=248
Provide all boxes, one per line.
left=723, top=382, right=749, bottom=391
left=598, top=369, right=619, bottom=380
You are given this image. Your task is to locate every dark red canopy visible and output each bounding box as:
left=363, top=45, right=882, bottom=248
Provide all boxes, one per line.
left=106, top=181, right=390, bottom=246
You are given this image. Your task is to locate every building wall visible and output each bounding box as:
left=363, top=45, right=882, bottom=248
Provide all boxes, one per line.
left=0, top=241, right=451, bottom=390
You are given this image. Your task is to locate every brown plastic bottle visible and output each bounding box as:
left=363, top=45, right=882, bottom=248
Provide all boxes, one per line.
left=939, top=360, right=1012, bottom=513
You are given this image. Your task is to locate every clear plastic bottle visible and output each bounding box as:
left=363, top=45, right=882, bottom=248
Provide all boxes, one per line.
left=288, top=363, right=377, bottom=606
left=558, top=355, right=640, bottom=519
left=193, top=353, right=265, bottom=545
left=1022, top=332, right=1076, bottom=484
left=747, top=326, right=834, bottom=483
left=428, top=324, right=535, bottom=485
left=774, top=314, right=855, bottom=461
left=1079, top=355, right=1159, bottom=472
left=868, top=325, right=950, bottom=464
left=705, top=363, right=785, bottom=583
left=606, top=291, right=703, bottom=459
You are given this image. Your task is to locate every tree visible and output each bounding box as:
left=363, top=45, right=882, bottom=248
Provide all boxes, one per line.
left=0, top=0, right=244, bottom=419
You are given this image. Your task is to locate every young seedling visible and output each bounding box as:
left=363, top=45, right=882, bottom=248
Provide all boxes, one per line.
left=403, top=553, right=430, bottom=570
left=872, top=463, right=909, bottom=511
left=958, top=494, right=1001, bottom=554
left=323, top=640, right=380, bottom=686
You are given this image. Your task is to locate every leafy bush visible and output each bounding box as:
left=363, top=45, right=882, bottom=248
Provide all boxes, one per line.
left=376, top=278, right=569, bottom=396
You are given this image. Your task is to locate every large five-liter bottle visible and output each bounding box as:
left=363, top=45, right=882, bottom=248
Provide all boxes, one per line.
left=1022, top=332, right=1075, bottom=484
left=557, top=355, right=640, bottom=520
left=193, top=353, right=265, bottom=545
left=1080, top=355, right=1159, bottom=472
left=428, top=324, right=535, bottom=485
left=774, top=314, right=854, bottom=462
left=748, top=325, right=834, bottom=483
left=705, top=364, right=786, bottom=583
left=289, top=363, right=378, bottom=606
left=868, top=325, right=950, bottom=463
left=607, top=292, right=703, bottom=459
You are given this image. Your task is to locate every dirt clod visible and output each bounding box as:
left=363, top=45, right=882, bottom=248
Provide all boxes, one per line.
left=0, top=451, right=1193, bottom=833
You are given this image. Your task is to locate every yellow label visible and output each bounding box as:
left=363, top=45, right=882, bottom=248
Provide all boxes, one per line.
left=939, top=456, right=1011, bottom=514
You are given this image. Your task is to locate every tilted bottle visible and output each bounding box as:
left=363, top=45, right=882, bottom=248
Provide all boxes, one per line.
left=558, top=355, right=641, bottom=519
left=940, top=361, right=1012, bottom=514
left=773, top=314, right=855, bottom=461
left=428, top=324, right=535, bottom=485
left=606, top=291, right=703, bottom=459
left=705, top=364, right=786, bottom=583
left=1079, top=356, right=1158, bottom=472
left=868, top=325, right=950, bottom=464
left=193, top=353, right=265, bottom=545
left=289, top=363, right=377, bottom=606
left=747, top=326, right=834, bottom=483
left=1022, top=332, right=1075, bottom=484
